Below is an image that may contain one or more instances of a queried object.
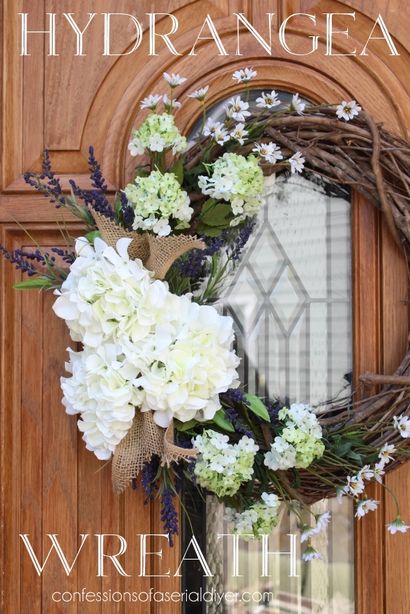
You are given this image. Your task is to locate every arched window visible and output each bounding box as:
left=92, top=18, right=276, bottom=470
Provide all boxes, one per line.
left=184, top=91, right=355, bottom=612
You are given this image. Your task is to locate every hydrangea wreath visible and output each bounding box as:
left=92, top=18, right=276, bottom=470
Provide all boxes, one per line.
left=3, top=69, right=410, bottom=558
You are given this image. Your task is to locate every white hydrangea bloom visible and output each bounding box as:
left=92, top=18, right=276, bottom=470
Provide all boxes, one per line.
left=61, top=345, right=140, bottom=460
left=54, top=238, right=240, bottom=445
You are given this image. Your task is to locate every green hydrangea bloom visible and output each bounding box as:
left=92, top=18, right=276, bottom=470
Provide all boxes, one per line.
left=128, top=113, right=187, bottom=156
left=193, top=430, right=259, bottom=498
left=198, top=153, right=264, bottom=225
left=225, top=492, right=281, bottom=539
left=123, top=170, right=192, bottom=236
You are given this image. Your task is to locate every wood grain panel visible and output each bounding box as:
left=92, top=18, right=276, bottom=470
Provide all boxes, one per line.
left=2, top=1, right=410, bottom=613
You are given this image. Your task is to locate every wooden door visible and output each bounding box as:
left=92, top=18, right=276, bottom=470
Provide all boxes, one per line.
left=1, top=2, right=410, bottom=612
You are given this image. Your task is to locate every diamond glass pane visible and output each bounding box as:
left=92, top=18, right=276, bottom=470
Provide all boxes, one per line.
left=205, top=174, right=354, bottom=613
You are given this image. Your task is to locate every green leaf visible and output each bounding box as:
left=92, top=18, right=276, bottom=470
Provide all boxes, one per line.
left=14, top=277, right=53, bottom=290
left=174, top=419, right=199, bottom=432
left=196, top=223, right=224, bottom=237
left=174, top=220, right=190, bottom=231
left=245, top=394, right=271, bottom=422
left=85, top=230, right=101, bottom=243
left=170, top=159, right=184, bottom=185
left=200, top=199, right=232, bottom=227
left=212, top=409, right=235, bottom=433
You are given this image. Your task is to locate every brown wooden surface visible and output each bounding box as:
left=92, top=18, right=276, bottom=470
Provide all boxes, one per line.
left=2, top=1, right=410, bottom=612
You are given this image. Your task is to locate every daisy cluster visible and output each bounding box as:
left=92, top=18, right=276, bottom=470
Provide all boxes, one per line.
left=225, top=493, right=281, bottom=538
left=192, top=430, right=259, bottom=497
left=264, top=403, right=325, bottom=471
left=338, top=417, right=410, bottom=534
left=53, top=237, right=239, bottom=460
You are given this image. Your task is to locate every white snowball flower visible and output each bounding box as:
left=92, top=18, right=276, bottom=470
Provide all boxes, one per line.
left=336, top=100, right=361, bottom=121
left=163, top=72, right=187, bottom=87
left=253, top=142, right=283, bottom=164
left=261, top=492, right=280, bottom=508
left=355, top=499, right=379, bottom=518
left=264, top=436, right=296, bottom=470
left=232, top=67, right=257, bottom=83
left=289, top=152, right=305, bottom=174
left=188, top=86, right=209, bottom=101
left=290, top=93, right=306, bottom=114
left=393, top=414, right=410, bottom=438
left=387, top=517, right=410, bottom=534
left=225, top=96, right=251, bottom=122
left=140, top=94, right=162, bottom=110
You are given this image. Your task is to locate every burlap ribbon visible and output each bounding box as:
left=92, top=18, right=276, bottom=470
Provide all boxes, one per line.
left=91, top=210, right=202, bottom=493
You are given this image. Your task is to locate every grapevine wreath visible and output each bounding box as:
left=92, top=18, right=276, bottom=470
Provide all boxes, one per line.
left=3, top=69, right=410, bottom=558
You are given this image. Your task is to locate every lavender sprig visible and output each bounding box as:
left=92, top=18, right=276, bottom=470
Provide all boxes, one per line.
left=141, top=456, right=160, bottom=502
left=160, top=489, right=179, bottom=546
left=24, top=150, right=95, bottom=227
left=69, top=179, right=115, bottom=220
left=88, top=146, right=108, bottom=193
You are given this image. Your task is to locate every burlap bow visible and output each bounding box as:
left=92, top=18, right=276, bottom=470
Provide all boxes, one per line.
left=92, top=210, right=203, bottom=493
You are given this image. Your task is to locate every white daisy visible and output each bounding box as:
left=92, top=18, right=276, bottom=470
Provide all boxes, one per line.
left=163, top=72, right=187, bottom=88
left=347, top=475, right=365, bottom=496
left=358, top=465, right=375, bottom=481
left=289, top=152, right=305, bottom=174
left=232, top=67, right=257, bottom=83
left=387, top=516, right=410, bottom=534
left=253, top=142, right=283, bottom=164
left=336, top=100, right=361, bottom=121
left=302, top=546, right=322, bottom=562
left=230, top=123, right=248, bottom=145
left=379, top=443, right=396, bottom=464
left=355, top=499, right=379, bottom=518
left=373, top=461, right=386, bottom=483
left=314, top=511, right=331, bottom=533
left=163, top=95, right=182, bottom=112
left=188, top=86, right=209, bottom=101
left=256, top=90, right=281, bottom=109
left=225, top=96, right=251, bottom=122
left=140, top=94, right=162, bottom=111
left=393, top=414, right=410, bottom=438
left=290, top=93, right=306, bottom=114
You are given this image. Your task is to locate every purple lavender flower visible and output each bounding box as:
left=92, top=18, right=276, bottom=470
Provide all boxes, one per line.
left=120, top=191, right=135, bottom=231
left=51, top=247, right=75, bottom=265
left=88, top=146, right=108, bottom=193
left=69, top=179, right=115, bottom=220
left=141, top=456, right=159, bottom=502
left=24, top=150, right=66, bottom=207
left=0, top=246, right=38, bottom=276
left=224, top=406, right=255, bottom=439
left=160, top=490, right=179, bottom=546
